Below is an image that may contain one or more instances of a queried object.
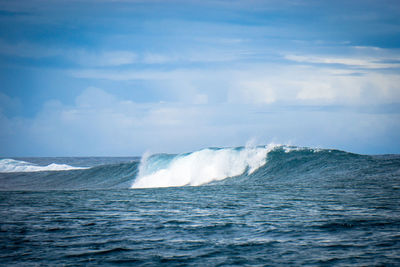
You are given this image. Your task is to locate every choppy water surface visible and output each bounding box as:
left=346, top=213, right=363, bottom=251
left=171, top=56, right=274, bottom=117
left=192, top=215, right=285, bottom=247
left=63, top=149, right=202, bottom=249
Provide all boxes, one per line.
left=1, top=146, right=400, bottom=266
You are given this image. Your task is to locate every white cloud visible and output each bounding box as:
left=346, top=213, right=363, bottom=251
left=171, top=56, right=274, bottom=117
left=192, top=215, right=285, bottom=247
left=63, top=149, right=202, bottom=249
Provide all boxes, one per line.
left=285, top=54, right=400, bottom=69
left=229, top=81, right=276, bottom=104
left=296, top=81, right=335, bottom=100
left=70, top=61, right=400, bottom=106
left=352, top=46, right=383, bottom=51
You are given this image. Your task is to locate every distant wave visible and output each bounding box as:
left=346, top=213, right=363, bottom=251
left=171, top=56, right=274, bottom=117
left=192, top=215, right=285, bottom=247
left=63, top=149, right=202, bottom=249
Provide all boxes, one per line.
left=0, top=158, right=87, bottom=173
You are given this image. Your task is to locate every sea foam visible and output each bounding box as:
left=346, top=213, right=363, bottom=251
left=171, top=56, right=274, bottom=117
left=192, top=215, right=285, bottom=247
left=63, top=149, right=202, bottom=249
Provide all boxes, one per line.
left=131, top=144, right=277, bottom=188
left=0, top=158, right=87, bottom=173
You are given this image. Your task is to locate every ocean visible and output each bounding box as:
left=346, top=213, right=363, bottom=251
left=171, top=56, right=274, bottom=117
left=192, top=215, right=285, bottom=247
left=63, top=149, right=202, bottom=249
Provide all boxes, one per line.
left=1, top=145, right=400, bottom=266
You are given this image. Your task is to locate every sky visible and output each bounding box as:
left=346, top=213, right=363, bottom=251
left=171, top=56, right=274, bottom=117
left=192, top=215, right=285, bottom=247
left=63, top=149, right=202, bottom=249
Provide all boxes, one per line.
left=0, top=0, right=399, bottom=156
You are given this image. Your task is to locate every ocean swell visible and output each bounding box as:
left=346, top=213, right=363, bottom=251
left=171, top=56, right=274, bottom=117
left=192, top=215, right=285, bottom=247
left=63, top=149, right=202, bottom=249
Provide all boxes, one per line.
left=1, top=145, right=393, bottom=191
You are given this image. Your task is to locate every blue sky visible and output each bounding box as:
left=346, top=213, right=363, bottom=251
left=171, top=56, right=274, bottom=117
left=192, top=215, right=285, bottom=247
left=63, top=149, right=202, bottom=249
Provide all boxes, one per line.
left=0, top=0, right=399, bottom=156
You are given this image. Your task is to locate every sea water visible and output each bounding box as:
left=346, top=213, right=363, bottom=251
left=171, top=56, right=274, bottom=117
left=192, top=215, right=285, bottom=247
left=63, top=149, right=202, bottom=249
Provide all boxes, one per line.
left=1, top=145, right=400, bottom=265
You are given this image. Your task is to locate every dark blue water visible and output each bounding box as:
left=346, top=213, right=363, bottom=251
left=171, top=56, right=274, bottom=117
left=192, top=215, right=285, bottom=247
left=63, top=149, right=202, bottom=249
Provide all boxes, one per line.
left=1, top=146, right=400, bottom=266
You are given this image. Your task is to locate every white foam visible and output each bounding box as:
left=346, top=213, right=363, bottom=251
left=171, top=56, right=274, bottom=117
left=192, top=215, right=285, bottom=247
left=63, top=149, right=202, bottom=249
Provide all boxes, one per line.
left=283, top=146, right=323, bottom=153
left=0, top=158, right=87, bottom=173
left=131, top=144, right=278, bottom=189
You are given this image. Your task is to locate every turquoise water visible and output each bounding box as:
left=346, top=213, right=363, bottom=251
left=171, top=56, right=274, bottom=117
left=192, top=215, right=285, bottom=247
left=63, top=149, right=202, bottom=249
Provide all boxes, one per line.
left=1, top=146, right=400, bottom=265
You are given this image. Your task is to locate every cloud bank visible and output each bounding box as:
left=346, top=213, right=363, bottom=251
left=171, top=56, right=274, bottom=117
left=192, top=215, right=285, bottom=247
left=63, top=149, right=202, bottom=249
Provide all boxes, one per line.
left=1, top=86, right=399, bottom=156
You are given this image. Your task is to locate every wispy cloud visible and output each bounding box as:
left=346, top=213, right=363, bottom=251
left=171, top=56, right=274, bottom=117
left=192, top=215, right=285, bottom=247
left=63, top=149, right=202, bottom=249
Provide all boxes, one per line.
left=71, top=50, right=137, bottom=66
left=0, top=38, right=250, bottom=66
left=69, top=68, right=194, bottom=80
left=285, top=54, right=400, bottom=69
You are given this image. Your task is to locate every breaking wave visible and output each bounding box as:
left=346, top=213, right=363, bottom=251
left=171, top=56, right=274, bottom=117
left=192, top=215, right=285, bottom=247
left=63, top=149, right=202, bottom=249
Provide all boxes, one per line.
left=0, top=158, right=87, bottom=173
left=131, top=144, right=277, bottom=188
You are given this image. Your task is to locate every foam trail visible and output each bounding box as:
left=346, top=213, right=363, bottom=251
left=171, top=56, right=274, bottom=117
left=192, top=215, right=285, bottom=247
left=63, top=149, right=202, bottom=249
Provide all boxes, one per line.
left=0, top=159, right=87, bottom=173
left=131, top=144, right=277, bottom=188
